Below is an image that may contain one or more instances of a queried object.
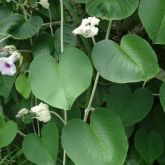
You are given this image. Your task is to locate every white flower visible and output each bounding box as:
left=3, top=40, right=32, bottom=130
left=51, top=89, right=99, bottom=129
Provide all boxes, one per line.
left=31, top=103, right=51, bottom=123
left=16, top=108, right=29, bottom=118
left=38, top=0, right=50, bottom=9
left=4, top=45, right=17, bottom=54
left=9, top=51, right=23, bottom=66
left=88, top=17, right=100, bottom=26
left=0, top=57, right=16, bottom=76
left=72, top=17, right=100, bottom=38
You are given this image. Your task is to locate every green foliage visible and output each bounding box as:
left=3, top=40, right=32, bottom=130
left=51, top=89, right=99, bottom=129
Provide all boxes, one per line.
left=86, top=0, right=139, bottom=20
left=0, top=116, right=18, bottom=148
left=0, top=0, right=165, bottom=164
left=159, top=81, right=165, bottom=111
left=29, top=47, right=93, bottom=110
left=107, top=84, right=153, bottom=126
left=134, top=129, right=164, bottom=163
left=15, top=74, right=31, bottom=99
left=62, top=108, right=128, bottom=165
left=92, top=34, right=160, bottom=83
left=22, top=122, right=59, bottom=165
left=0, top=74, right=16, bottom=98
left=32, top=32, right=53, bottom=57
left=139, top=0, right=165, bottom=44
left=0, top=14, right=43, bottom=39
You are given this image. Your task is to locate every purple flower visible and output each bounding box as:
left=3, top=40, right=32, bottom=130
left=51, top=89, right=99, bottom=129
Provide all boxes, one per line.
left=0, top=57, right=16, bottom=76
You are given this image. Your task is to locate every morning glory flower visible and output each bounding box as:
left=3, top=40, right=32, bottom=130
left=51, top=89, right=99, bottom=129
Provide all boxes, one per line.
left=72, top=17, right=100, bottom=38
left=0, top=45, right=23, bottom=76
left=0, top=57, right=16, bottom=76
left=30, top=102, right=51, bottom=123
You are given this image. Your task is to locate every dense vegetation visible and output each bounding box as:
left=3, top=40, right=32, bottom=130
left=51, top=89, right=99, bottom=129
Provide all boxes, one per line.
left=0, top=0, right=165, bottom=164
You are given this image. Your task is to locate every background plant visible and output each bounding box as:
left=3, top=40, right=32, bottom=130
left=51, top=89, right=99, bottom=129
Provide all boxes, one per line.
left=0, top=0, right=165, bottom=165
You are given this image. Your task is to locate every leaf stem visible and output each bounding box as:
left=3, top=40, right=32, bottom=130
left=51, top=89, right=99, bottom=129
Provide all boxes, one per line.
left=60, top=0, right=64, bottom=53
left=17, top=131, right=26, bottom=137
left=60, top=0, right=67, bottom=164
left=83, top=72, right=99, bottom=121
left=83, top=21, right=112, bottom=122
left=48, top=8, right=54, bottom=36
left=105, top=21, right=112, bottom=40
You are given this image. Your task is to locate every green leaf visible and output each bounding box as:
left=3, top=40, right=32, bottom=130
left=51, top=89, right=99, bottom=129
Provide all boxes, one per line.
left=124, top=147, right=147, bottom=165
left=92, top=34, right=160, bottom=83
left=108, top=84, right=153, bottom=126
left=32, top=32, right=54, bottom=57
left=0, top=74, right=16, bottom=98
left=22, top=122, right=59, bottom=165
left=138, top=0, right=165, bottom=44
left=62, top=108, right=128, bottom=165
left=75, top=0, right=86, bottom=3
left=86, top=0, right=139, bottom=20
left=0, top=14, right=43, bottom=39
left=159, top=81, right=165, bottom=111
left=0, top=116, right=18, bottom=148
left=134, top=129, right=163, bottom=163
left=0, top=6, right=11, bottom=20
left=15, top=74, right=31, bottom=99
left=29, top=47, right=93, bottom=110
left=53, top=25, right=77, bottom=56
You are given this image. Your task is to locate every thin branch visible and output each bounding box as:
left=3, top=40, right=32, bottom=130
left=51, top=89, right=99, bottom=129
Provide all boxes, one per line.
left=50, top=111, right=65, bottom=125
left=0, top=35, right=10, bottom=43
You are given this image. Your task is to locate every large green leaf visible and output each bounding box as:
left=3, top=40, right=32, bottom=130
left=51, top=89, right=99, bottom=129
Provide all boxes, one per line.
left=134, top=129, right=163, bottom=163
left=0, top=116, right=18, bottom=148
left=0, top=14, right=43, bottom=39
left=29, top=47, right=93, bottom=110
left=138, top=0, right=165, bottom=44
left=92, top=34, right=160, bottom=83
left=62, top=108, right=128, bottom=165
left=86, top=0, right=139, bottom=20
left=22, top=122, right=59, bottom=165
left=108, top=84, right=153, bottom=126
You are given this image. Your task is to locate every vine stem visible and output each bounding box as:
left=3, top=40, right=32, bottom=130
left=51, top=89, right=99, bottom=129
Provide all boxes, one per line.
left=60, top=0, right=67, bottom=164
left=18, top=131, right=26, bottom=137
left=48, top=8, right=54, bottom=36
left=0, top=35, right=10, bottom=43
left=83, top=21, right=112, bottom=122
left=50, top=111, right=65, bottom=124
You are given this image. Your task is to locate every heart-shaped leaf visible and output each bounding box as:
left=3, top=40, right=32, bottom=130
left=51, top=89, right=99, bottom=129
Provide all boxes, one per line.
left=159, top=81, right=165, bottom=111
left=138, top=0, right=165, bottom=44
left=0, top=14, right=43, bottom=39
left=92, top=34, right=160, bottom=83
left=108, top=84, right=153, bottom=126
left=53, top=25, right=77, bottom=56
left=0, top=74, right=16, bottom=98
left=0, top=116, right=18, bottom=148
left=15, top=74, right=31, bottom=99
left=86, top=0, right=139, bottom=20
left=134, top=129, right=163, bottom=163
left=22, top=122, right=59, bottom=165
left=32, top=32, right=54, bottom=57
left=29, top=47, right=93, bottom=110
left=62, top=108, right=128, bottom=165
